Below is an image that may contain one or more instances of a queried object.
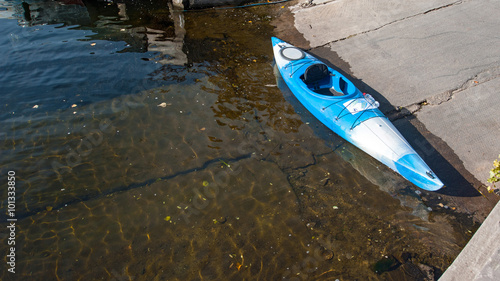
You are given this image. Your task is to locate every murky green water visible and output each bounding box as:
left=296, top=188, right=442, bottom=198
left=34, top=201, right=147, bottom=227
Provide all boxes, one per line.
left=0, top=1, right=478, bottom=280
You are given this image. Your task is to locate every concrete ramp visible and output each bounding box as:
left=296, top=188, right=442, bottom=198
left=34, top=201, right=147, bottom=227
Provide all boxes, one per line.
left=292, top=0, right=460, bottom=47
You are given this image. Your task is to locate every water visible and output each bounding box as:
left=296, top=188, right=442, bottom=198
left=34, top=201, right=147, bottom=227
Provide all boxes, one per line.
left=0, top=1, right=477, bottom=280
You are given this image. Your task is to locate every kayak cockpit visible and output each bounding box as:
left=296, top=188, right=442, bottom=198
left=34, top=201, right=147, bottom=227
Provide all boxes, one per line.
left=277, top=44, right=358, bottom=97
left=300, top=63, right=356, bottom=97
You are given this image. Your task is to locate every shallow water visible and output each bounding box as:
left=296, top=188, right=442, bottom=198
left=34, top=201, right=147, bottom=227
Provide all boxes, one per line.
left=0, top=1, right=477, bottom=280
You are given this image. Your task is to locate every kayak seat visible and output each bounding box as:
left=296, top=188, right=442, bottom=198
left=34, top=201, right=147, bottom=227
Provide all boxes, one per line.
left=303, top=63, right=329, bottom=84
left=301, top=63, right=334, bottom=95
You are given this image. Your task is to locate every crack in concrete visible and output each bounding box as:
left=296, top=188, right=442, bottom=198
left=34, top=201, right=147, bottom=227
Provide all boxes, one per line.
left=7, top=153, right=254, bottom=221
left=386, top=67, right=500, bottom=121
left=281, top=153, right=320, bottom=209
left=11, top=134, right=335, bottom=222
left=316, top=0, right=465, bottom=48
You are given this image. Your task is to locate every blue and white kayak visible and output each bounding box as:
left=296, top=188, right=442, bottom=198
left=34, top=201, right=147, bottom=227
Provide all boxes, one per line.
left=272, top=37, right=443, bottom=191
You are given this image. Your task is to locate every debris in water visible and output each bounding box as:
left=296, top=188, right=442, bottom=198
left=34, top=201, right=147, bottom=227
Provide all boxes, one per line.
left=157, top=102, right=171, bottom=107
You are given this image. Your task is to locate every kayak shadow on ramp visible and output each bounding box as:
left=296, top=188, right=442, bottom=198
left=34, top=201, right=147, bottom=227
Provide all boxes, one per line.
left=272, top=50, right=482, bottom=199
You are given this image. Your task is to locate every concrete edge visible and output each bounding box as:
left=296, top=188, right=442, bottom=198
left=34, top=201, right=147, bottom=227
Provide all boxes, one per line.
left=439, top=199, right=500, bottom=280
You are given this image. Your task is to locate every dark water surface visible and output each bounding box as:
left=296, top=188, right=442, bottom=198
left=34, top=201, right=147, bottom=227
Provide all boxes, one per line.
left=0, top=0, right=477, bottom=280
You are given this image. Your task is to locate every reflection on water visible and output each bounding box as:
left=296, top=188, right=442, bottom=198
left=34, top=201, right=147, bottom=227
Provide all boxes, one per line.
left=0, top=0, right=478, bottom=280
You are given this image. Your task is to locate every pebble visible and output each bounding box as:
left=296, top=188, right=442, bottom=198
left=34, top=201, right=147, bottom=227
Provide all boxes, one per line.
left=322, top=250, right=334, bottom=260
left=306, top=222, right=316, bottom=229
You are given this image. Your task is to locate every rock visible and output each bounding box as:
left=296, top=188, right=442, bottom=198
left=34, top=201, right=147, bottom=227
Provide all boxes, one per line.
left=417, top=263, right=435, bottom=281
left=400, top=252, right=412, bottom=262
left=321, top=249, right=334, bottom=260
left=306, top=222, right=316, bottom=229
left=399, top=261, right=429, bottom=281
left=372, top=255, right=401, bottom=274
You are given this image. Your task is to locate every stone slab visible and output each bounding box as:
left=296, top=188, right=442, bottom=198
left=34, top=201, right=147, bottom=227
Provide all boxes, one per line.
left=417, top=77, right=500, bottom=184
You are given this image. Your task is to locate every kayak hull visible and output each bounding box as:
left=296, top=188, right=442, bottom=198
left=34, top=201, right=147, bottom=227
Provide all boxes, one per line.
left=272, top=37, right=443, bottom=191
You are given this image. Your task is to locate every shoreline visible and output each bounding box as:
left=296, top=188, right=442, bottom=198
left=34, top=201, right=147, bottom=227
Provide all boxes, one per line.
left=271, top=0, right=500, bottom=279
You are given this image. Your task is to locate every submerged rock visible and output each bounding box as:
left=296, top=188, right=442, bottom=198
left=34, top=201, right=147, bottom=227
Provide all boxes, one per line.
left=372, top=255, right=401, bottom=274
left=321, top=249, right=334, bottom=260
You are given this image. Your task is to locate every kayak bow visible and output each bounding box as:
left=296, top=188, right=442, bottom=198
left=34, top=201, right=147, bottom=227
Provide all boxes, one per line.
left=272, top=37, right=443, bottom=191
